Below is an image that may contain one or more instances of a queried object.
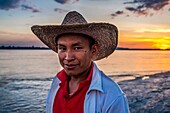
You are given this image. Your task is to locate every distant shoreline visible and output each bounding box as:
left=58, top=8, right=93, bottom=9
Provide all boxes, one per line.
left=116, top=47, right=170, bottom=51
left=0, top=46, right=50, bottom=50
left=0, top=46, right=170, bottom=51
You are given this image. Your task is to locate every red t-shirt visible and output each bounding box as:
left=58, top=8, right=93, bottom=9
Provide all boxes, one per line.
left=53, top=64, right=93, bottom=113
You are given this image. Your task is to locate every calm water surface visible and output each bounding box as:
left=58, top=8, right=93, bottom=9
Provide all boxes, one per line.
left=0, top=50, right=170, bottom=113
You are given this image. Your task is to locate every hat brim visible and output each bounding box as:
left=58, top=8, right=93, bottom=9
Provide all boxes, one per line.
left=31, top=23, right=118, bottom=61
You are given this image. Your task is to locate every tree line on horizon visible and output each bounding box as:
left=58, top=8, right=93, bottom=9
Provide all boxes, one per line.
left=0, top=45, right=169, bottom=50
left=0, top=45, right=49, bottom=50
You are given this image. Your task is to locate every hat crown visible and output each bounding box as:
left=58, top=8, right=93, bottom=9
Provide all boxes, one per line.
left=62, top=11, right=87, bottom=25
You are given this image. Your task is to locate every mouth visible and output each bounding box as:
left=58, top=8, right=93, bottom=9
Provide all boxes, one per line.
left=64, top=64, right=78, bottom=69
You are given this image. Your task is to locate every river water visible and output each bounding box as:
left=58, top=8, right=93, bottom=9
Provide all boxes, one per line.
left=0, top=50, right=170, bottom=112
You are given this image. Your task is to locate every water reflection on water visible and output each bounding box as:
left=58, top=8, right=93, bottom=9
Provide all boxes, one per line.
left=0, top=50, right=170, bottom=112
left=97, top=50, right=170, bottom=77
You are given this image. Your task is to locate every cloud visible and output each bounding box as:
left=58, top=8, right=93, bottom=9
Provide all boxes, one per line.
left=126, top=6, right=149, bottom=15
left=111, top=13, right=117, bottom=17
left=136, top=28, right=170, bottom=33
left=21, top=5, right=40, bottom=13
left=115, top=10, right=124, bottom=15
left=54, top=0, right=68, bottom=4
left=0, top=0, right=40, bottom=13
left=111, top=10, right=124, bottom=17
left=0, top=0, right=22, bottom=10
left=124, top=0, right=170, bottom=16
left=54, top=0, right=79, bottom=4
left=54, top=8, right=69, bottom=13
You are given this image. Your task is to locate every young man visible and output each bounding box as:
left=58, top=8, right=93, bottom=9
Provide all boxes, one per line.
left=31, top=11, right=129, bottom=113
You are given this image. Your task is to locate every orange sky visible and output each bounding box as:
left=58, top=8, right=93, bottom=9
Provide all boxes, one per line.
left=0, top=0, right=170, bottom=49
left=119, top=27, right=170, bottom=49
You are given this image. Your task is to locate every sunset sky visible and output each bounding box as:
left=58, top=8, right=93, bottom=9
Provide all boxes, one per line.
left=0, top=0, right=170, bottom=49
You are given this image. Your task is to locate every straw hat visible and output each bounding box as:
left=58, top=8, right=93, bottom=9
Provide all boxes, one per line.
left=31, top=11, right=118, bottom=60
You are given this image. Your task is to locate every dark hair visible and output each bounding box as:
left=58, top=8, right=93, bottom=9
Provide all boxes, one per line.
left=56, top=33, right=95, bottom=49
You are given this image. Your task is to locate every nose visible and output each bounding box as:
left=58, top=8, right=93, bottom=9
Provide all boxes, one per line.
left=65, top=50, right=75, bottom=61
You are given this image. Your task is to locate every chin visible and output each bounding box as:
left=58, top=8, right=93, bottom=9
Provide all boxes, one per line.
left=65, top=70, right=77, bottom=76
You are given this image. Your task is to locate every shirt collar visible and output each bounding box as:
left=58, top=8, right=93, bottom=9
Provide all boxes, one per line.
left=57, top=69, right=68, bottom=82
left=87, top=63, right=104, bottom=93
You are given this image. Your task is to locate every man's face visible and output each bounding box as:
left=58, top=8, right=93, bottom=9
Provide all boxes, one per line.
left=57, top=34, right=96, bottom=77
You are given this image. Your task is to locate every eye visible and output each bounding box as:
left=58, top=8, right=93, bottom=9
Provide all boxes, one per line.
left=74, top=47, right=83, bottom=50
left=58, top=46, right=66, bottom=51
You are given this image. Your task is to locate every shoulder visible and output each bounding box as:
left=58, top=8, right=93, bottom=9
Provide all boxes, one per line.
left=99, top=71, right=128, bottom=108
left=101, top=71, right=124, bottom=96
left=94, top=72, right=129, bottom=112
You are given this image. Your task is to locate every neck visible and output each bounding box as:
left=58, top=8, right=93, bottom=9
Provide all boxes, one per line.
left=68, top=63, right=92, bottom=94
left=69, top=70, right=89, bottom=83
left=69, top=66, right=91, bottom=84
left=70, top=63, right=92, bottom=82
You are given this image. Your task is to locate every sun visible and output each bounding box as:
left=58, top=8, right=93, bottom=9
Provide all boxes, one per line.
left=152, top=38, right=170, bottom=50
left=153, top=44, right=170, bottom=50
left=158, top=44, right=170, bottom=50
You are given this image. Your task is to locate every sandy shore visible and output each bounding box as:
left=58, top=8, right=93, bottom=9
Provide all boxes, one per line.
left=118, top=71, right=170, bottom=113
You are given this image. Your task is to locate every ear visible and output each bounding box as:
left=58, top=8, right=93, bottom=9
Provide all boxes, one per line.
left=91, top=44, right=98, bottom=59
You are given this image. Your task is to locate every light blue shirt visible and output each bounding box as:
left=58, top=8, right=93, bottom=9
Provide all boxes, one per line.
left=46, top=63, right=130, bottom=113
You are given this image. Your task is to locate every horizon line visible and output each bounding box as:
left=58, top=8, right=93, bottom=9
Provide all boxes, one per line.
left=0, top=45, right=170, bottom=51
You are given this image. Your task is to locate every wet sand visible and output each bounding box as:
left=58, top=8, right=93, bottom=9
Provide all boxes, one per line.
left=118, top=71, right=170, bottom=113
